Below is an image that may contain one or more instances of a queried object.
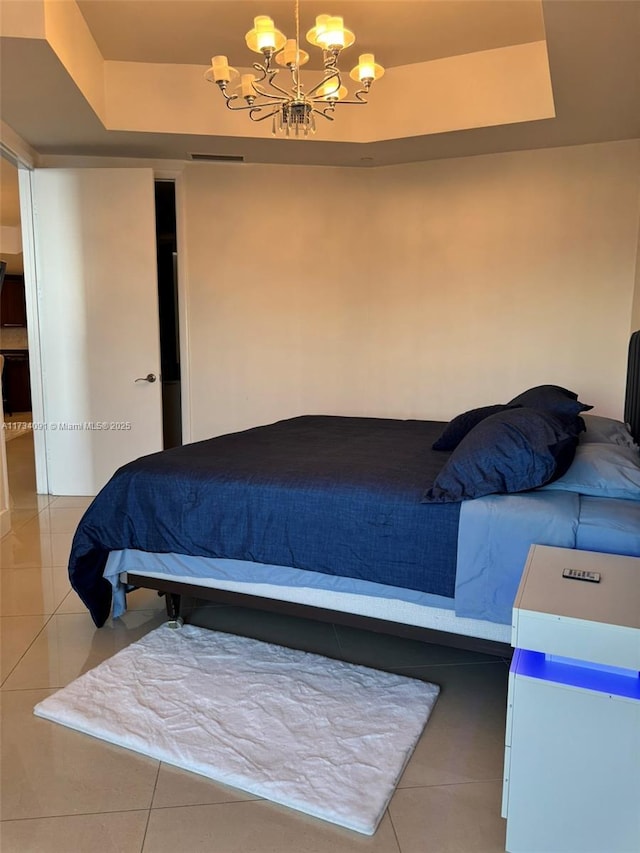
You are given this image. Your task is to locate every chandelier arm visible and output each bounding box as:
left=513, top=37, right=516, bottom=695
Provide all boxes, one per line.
left=261, top=72, right=295, bottom=101
left=322, top=50, right=339, bottom=71
left=251, top=63, right=269, bottom=84
left=249, top=107, right=281, bottom=122
left=311, top=108, right=335, bottom=122
left=220, top=89, right=281, bottom=113
left=306, top=69, right=341, bottom=99
left=315, top=89, right=370, bottom=107
left=225, top=100, right=263, bottom=113
left=220, top=92, right=257, bottom=112
left=250, top=83, right=288, bottom=103
left=318, top=97, right=368, bottom=107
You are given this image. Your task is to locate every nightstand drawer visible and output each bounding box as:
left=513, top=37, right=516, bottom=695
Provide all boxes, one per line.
left=512, top=545, right=640, bottom=670
left=513, top=610, right=638, bottom=670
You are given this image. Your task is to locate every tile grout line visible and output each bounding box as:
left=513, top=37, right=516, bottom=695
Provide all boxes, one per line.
left=0, top=807, right=151, bottom=824
left=140, top=762, right=163, bottom=852
left=0, top=611, right=57, bottom=689
left=395, top=778, right=504, bottom=791
left=1, top=607, right=167, bottom=690
left=386, top=802, right=404, bottom=853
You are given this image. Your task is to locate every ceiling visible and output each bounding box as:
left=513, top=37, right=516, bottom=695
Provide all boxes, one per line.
left=0, top=0, right=638, bottom=171
left=75, top=0, right=546, bottom=69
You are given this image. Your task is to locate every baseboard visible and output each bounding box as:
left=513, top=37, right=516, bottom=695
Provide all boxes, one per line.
left=0, top=506, right=11, bottom=539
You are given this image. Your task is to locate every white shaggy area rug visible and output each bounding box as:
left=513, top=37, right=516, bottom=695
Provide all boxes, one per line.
left=34, top=625, right=439, bottom=834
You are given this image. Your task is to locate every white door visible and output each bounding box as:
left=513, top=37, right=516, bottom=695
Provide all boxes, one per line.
left=32, top=168, right=163, bottom=495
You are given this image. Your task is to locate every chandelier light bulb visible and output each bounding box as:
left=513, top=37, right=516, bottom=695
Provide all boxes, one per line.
left=277, top=38, right=308, bottom=67
left=358, top=53, right=375, bottom=82
left=306, top=14, right=331, bottom=47
left=245, top=15, right=286, bottom=54
left=240, top=74, right=256, bottom=100
left=255, top=16, right=276, bottom=51
left=315, top=81, right=348, bottom=101
left=317, top=16, right=346, bottom=49
left=283, top=38, right=298, bottom=65
left=350, top=53, right=385, bottom=85
left=211, top=55, right=230, bottom=83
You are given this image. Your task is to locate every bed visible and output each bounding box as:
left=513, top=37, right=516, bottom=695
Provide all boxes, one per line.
left=68, top=332, right=640, bottom=656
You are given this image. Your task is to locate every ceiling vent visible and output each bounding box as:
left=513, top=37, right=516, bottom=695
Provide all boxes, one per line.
left=189, top=153, right=244, bottom=162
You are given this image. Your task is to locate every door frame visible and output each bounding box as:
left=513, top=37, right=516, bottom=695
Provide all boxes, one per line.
left=150, top=166, right=192, bottom=446
left=18, top=166, right=49, bottom=494
left=0, top=134, right=49, bottom=495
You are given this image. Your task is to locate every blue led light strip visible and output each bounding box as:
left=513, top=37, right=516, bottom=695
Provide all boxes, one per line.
left=512, top=648, right=640, bottom=700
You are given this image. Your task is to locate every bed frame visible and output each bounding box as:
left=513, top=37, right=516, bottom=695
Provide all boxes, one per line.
left=126, top=331, right=640, bottom=659
left=127, top=574, right=511, bottom=656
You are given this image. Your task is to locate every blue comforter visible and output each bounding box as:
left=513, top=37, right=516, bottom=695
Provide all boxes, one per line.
left=69, top=416, right=461, bottom=626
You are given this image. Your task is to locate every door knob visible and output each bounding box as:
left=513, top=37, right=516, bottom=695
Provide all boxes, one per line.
left=135, top=373, right=157, bottom=383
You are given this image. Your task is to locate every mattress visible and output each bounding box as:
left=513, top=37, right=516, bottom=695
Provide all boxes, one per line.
left=70, top=416, right=462, bottom=626
left=106, top=489, right=640, bottom=644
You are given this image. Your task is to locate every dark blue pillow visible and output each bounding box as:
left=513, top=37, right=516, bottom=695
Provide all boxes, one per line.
left=432, top=404, right=520, bottom=451
left=508, top=385, right=592, bottom=418
left=422, top=407, right=581, bottom=503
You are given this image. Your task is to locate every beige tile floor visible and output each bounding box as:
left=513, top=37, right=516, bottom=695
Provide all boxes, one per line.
left=1, top=432, right=509, bottom=852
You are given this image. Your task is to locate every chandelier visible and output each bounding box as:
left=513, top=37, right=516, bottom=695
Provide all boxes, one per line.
left=205, top=0, right=384, bottom=137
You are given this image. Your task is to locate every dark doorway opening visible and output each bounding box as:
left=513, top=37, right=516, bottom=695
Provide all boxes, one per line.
left=154, top=180, right=182, bottom=448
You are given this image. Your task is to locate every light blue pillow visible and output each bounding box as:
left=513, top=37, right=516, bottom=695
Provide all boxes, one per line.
left=580, top=415, right=637, bottom=449
left=540, top=442, right=640, bottom=501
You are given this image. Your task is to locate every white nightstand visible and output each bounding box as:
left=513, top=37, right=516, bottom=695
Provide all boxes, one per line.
left=502, top=545, right=640, bottom=853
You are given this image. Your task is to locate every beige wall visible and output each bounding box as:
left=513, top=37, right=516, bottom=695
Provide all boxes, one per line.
left=182, top=140, right=640, bottom=441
